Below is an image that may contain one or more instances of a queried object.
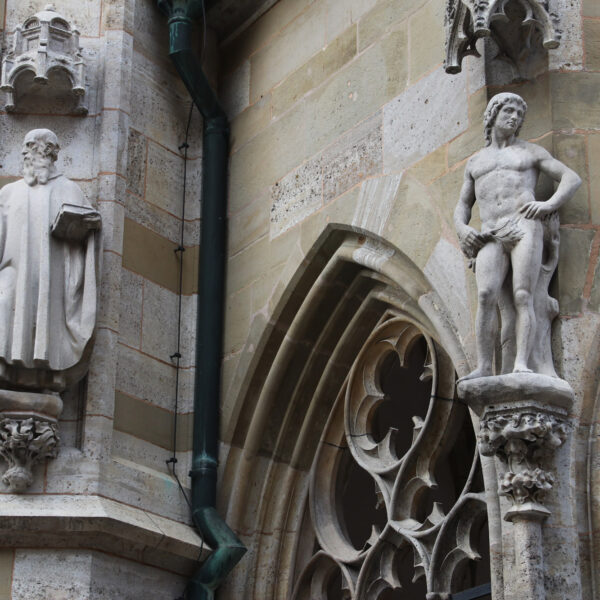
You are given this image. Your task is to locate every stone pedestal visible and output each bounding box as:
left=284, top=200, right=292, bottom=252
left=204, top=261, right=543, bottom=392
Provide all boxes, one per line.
left=457, top=373, right=573, bottom=600
left=0, top=389, right=62, bottom=492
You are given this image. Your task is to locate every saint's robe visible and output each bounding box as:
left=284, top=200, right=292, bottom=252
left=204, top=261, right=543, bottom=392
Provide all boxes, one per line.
left=0, top=174, right=98, bottom=389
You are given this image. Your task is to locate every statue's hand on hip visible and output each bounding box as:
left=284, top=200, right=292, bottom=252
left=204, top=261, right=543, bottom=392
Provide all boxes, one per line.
left=519, top=200, right=555, bottom=220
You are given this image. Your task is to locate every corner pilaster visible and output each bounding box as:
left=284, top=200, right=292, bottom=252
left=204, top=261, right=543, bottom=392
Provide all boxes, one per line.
left=458, top=373, right=574, bottom=600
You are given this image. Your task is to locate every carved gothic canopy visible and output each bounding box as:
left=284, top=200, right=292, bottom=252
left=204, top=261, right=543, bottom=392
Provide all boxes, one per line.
left=445, top=0, right=562, bottom=74
left=0, top=4, right=87, bottom=114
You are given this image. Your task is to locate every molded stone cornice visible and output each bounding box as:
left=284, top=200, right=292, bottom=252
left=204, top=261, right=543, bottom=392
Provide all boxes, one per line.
left=0, top=495, right=205, bottom=573
left=445, top=0, right=562, bottom=74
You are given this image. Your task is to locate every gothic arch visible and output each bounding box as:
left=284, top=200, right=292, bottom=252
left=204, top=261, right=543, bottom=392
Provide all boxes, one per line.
left=220, top=226, right=499, bottom=599
left=571, top=321, right=600, bottom=599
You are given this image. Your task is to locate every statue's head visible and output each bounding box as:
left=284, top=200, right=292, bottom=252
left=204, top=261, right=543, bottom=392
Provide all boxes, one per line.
left=22, top=129, right=60, bottom=186
left=483, top=93, right=527, bottom=146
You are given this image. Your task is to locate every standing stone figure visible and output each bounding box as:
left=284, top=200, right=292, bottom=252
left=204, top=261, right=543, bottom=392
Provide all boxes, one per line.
left=454, top=93, right=581, bottom=380
left=0, top=129, right=101, bottom=391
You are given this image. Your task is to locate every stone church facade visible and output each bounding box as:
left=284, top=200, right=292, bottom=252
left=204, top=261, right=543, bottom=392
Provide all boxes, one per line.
left=0, top=0, right=598, bottom=599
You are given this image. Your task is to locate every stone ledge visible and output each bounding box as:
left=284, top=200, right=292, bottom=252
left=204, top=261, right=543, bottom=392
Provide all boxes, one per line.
left=0, top=389, right=63, bottom=421
left=457, top=372, right=574, bottom=416
left=0, top=494, right=207, bottom=574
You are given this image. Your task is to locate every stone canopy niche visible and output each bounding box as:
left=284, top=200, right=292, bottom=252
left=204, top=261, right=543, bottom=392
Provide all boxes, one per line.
left=445, top=0, right=562, bottom=75
left=0, top=5, right=87, bottom=114
left=0, top=129, right=100, bottom=492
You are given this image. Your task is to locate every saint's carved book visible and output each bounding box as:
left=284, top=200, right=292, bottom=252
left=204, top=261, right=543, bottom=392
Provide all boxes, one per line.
left=51, top=203, right=101, bottom=242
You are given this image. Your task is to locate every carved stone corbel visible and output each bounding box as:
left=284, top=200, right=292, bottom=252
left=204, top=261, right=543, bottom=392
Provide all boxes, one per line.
left=0, top=390, right=63, bottom=492
left=0, top=418, right=59, bottom=492
left=479, top=405, right=569, bottom=598
left=478, top=410, right=567, bottom=512
left=445, top=0, right=562, bottom=74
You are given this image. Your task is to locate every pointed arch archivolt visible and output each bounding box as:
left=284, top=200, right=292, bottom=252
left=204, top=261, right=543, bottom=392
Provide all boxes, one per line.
left=219, top=225, right=498, bottom=599
left=569, top=320, right=600, bottom=599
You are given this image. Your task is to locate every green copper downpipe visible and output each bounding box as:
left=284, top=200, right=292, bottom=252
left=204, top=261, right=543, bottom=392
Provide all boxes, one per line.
left=159, top=1, right=246, bottom=598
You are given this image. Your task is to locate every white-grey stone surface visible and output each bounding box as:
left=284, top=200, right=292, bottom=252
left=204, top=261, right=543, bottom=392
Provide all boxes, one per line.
left=116, top=343, right=195, bottom=413
left=454, top=93, right=581, bottom=379
left=12, top=549, right=189, bottom=599
left=383, top=67, right=468, bottom=173
left=270, top=155, right=323, bottom=238
left=13, top=550, right=94, bottom=600
left=0, top=130, right=100, bottom=391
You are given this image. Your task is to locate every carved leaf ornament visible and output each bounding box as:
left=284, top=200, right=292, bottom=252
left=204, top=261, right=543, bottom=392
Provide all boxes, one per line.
left=478, top=411, right=567, bottom=505
left=291, top=317, right=488, bottom=599
left=445, top=0, right=562, bottom=73
left=0, top=417, right=59, bottom=492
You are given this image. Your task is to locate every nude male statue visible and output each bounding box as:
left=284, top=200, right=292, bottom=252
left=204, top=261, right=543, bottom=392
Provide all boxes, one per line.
left=454, top=92, right=581, bottom=380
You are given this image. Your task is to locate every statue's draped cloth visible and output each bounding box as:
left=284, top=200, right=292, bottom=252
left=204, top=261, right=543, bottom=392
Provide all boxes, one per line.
left=0, top=175, right=96, bottom=384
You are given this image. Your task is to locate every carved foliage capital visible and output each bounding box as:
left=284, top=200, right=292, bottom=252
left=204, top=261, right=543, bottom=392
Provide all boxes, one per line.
left=479, top=410, right=567, bottom=505
left=0, top=417, right=59, bottom=492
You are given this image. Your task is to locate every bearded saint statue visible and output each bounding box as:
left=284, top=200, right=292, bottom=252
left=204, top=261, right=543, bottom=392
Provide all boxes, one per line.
left=0, top=129, right=101, bottom=392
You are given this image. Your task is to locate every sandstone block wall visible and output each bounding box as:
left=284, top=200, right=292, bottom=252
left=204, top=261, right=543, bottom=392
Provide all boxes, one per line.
left=216, top=0, right=600, bottom=598
left=0, top=0, right=598, bottom=597
left=0, top=0, right=206, bottom=596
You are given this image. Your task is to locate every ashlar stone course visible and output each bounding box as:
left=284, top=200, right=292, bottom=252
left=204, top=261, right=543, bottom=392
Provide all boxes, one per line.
left=271, top=25, right=358, bottom=119
left=553, top=134, right=591, bottom=225
left=589, top=134, right=600, bottom=225
left=551, top=72, right=600, bottom=130
left=383, top=66, right=468, bottom=173
left=250, top=1, right=327, bottom=103
left=305, top=24, right=408, bottom=158
left=357, top=0, right=426, bottom=52
left=556, top=228, right=596, bottom=315
left=408, top=0, right=445, bottom=83
left=322, top=111, right=382, bottom=204
left=584, top=19, right=600, bottom=71
left=221, top=0, right=313, bottom=77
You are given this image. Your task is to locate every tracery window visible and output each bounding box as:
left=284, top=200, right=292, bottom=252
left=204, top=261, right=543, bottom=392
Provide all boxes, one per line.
left=291, top=316, right=491, bottom=599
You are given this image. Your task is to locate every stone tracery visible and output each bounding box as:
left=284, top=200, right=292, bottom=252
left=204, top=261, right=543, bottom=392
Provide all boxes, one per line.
left=291, top=317, right=489, bottom=599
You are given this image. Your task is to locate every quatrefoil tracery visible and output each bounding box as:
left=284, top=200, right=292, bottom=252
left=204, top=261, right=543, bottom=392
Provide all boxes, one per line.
left=292, top=317, right=488, bottom=600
